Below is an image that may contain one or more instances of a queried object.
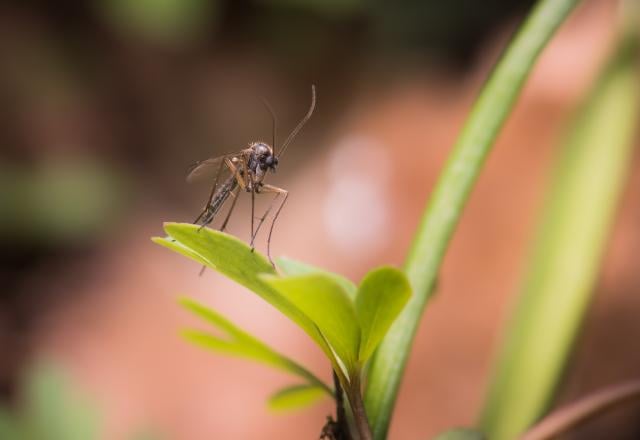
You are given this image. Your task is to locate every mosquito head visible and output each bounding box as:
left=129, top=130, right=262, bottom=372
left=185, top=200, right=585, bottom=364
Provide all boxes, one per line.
left=265, top=155, right=278, bottom=172
left=251, top=142, right=278, bottom=173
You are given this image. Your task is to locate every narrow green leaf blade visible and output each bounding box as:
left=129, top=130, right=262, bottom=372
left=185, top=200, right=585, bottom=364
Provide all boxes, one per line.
left=267, top=384, right=328, bottom=412
left=355, top=267, right=411, bottom=363
left=480, top=25, right=640, bottom=440
left=180, top=299, right=332, bottom=394
left=153, top=224, right=330, bottom=355
left=364, top=0, right=581, bottom=437
left=433, top=428, right=485, bottom=440
left=277, top=256, right=357, bottom=300
left=263, top=274, right=361, bottom=373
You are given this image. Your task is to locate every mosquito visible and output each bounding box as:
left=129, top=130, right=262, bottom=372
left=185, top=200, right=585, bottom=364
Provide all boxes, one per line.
left=186, top=85, right=316, bottom=267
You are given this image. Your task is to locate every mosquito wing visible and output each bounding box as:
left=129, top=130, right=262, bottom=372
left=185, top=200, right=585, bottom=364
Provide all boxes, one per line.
left=185, top=152, right=241, bottom=184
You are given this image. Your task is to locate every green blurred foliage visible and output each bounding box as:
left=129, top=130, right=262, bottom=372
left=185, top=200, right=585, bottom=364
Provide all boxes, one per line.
left=0, top=162, right=126, bottom=244
left=480, top=14, right=640, bottom=439
left=262, top=0, right=365, bottom=18
left=0, top=364, right=160, bottom=440
left=97, top=0, right=219, bottom=44
left=0, top=364, right=100, bottom=440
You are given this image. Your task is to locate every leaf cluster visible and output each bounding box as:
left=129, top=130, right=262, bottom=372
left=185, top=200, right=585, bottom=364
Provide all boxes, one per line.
left=153, top=223, right=411, bottom=413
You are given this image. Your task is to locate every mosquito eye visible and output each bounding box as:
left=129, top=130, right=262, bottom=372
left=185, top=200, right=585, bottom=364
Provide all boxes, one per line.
left=265, top=156, right=274, bottom=166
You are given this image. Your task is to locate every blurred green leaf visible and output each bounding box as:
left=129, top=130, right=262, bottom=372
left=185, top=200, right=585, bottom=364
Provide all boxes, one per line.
left=0, top=162, right=125, bottom=243
left=0, top=363, right=161, bottom=440
left=277, top=256, right=357, bottom=300
left=480, top=23, right=640, bottom=440
left=433, top=428, right=485, bottom=440
left=181, top=298, right=331, bottom=394
left=262, top=273, right=360, bottom=373
left=0, top=407, right=20, bottom=440
left=262, top=0, right=364, bottom=18
left=364, top=0, right=582, bottom=437
left=355, top=267, right=411, bottom=363
left=153, top=224, right=331, bottom=356
left=23, top=364, right=101, bottom=440
left=98, top=0, right=217, bottom=44
left=267, top=384, right=327, bottom=412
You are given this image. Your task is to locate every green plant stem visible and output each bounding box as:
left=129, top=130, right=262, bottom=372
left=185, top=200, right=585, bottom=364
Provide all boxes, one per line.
left=479, top=16, right=640, bottom=440
left=363, top=0, right=581, bottom=438
left=333, top=371, right=351, bottom=439
left=348, top=374, right=372, bottom=440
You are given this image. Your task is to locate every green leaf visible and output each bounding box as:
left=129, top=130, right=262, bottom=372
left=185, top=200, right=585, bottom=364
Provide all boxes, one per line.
left=152, top=235, right=210, bottom=267
left=364, top=0, right=582, bottom=438
left=277, top=256, right=357, bottom=300
left=433, top=428, right=485, bottom=440
left=480, top=22, right=640, bottom=440
left=153, top=224, right=331, bottom=357
left=180, top=298, right=332, bottom=395
left=355, top=267, right=411, bottom=363
left=267, top=384, right=328, bottom=412
left=262, top=274, right=361, bottom=373
left=0, top=407, right=20, bottom=440
left=24, top=364, right=101, bottom=440
left=99, top=0, right=217, bottom=44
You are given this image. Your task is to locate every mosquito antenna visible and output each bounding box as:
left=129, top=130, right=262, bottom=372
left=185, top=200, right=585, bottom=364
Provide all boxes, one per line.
left=278, top=85, right=316, bottom=158
left=261, top=97, right=277, bottom=149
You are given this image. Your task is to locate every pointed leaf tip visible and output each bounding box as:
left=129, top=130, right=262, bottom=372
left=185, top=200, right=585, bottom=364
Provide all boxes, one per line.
left=267, top=384, right=328, bottom=412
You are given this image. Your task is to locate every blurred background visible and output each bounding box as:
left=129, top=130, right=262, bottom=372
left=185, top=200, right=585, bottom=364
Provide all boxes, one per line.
left=1, top=0, right=638, bottom=438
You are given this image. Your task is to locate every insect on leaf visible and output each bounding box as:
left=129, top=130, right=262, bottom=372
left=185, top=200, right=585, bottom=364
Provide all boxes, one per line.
left=355, top=267, right=411, bottom=363
left=153, top=223, right=333, bottom=358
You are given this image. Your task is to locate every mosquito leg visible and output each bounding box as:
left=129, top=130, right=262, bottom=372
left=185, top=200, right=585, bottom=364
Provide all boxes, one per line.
left=260, top=184, right=288, bottom=267
left=250, top=189, right=256, bottom=250
left=193, top=181, right=216, bottom=224
left=193, top=207, right=206, bottom=225
left=194, top=158, right=227, bottom=227
left=251, top=192, right=280, bottom=245
left=226, top=158, right=247, bottom=191
left=267, top=193, right=288, bottom=267
left=220, top=189, right=240, bottom=232
left=244, top=161, right=256, bottom=250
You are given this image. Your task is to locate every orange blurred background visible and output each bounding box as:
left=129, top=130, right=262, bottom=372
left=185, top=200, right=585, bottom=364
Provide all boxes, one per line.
left=1, top=0, right=639, bottom=438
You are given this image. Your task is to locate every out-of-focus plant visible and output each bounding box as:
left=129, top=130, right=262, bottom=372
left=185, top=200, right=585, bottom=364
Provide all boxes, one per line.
left=0, top=364, right=99, bottom=440
left=365, top=0, right=580, bottom=437
left=0, top=363, right=159, bottom=440
left=480, top=6, right=640, bottom=439
left=0, top=162, right=125, bottom=244
left=97, top=0, right=219, bottom=44
left=154, top=0, right=640, bottom=438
